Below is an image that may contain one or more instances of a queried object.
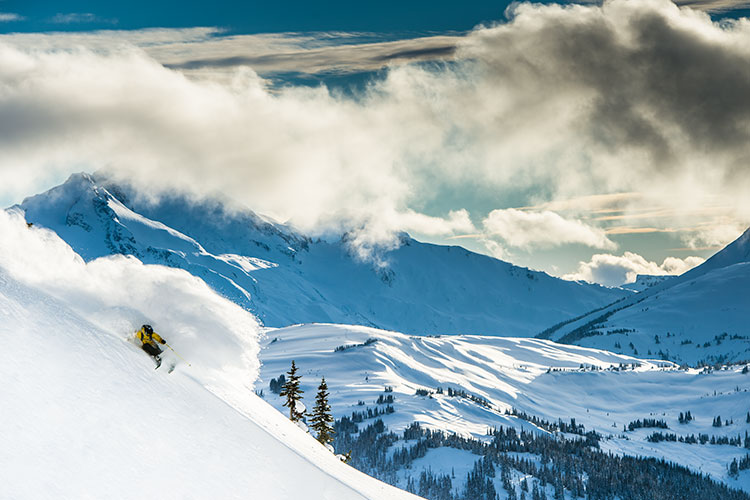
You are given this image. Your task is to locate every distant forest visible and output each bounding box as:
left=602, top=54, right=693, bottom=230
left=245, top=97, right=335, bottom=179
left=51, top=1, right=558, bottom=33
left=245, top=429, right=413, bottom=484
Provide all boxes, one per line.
left=333, top=409, right=750, bottom=500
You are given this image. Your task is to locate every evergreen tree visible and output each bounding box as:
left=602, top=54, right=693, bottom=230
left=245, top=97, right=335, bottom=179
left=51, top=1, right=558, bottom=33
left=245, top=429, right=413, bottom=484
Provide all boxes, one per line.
left=310, top=377, right=335, bottom=445
left=729, top=458, right=739, bottom=477
left=280, top=360, right=305, bottom=422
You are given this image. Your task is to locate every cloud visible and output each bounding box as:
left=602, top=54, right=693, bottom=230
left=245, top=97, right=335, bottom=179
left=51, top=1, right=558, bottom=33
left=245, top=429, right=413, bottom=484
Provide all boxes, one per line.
left=520, top=193, right=644, bottom=213
left=479, top=238, right=509, bottom=261
left=679, top=221, right=749, bottom=248
left=324, top=208, right=476, bottom=263
left=482, top=209, right=616, bottom=249
left=0, top=0, right=749, bottom=261
left=164, top=37, right=458, bottom=75
left=563, top=251, right=705, bottom=286
left=0, top=29, right=460, bottom=79
left=0, top=13, right=22, bottom=22
left=676, top=0, right=750, bottom=12
left=0, top=40, right=476, bottom=249
left=49, top=13, right=117, bottom=25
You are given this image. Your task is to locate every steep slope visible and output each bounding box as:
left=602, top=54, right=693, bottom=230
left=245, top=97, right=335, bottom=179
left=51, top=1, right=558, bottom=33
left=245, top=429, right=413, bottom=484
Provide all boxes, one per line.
left=258, top=323, right=750, bottom=494
left=17, top=173, right=628, bottom=337
left=540, top=228, right=750, bottom=364
left=0, top=211, right=418, bottom=500
left=681, top=227, right=750, bottom=279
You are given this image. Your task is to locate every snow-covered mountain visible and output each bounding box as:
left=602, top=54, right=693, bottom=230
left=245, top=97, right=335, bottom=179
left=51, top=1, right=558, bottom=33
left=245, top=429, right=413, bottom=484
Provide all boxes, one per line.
left=258, top=323, right=750, bottom=495
left=540, top=228, right=750, bottom=365
left=17, top=173, right=628, bottom=337
left=0, top=210, right=417, bottom=500
left=2, top=203, right=748, bottom=499
left=620, top=273, right=675, bottom=292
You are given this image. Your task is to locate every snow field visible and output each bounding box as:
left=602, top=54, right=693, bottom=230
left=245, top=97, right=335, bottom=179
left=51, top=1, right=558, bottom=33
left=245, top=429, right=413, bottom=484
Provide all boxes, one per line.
left=258, top=323, right=750, bottom=490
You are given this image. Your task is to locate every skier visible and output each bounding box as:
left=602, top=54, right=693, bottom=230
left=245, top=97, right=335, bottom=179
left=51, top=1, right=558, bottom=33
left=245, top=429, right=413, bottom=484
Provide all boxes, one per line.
left=136, top=324, right=166, bottom=368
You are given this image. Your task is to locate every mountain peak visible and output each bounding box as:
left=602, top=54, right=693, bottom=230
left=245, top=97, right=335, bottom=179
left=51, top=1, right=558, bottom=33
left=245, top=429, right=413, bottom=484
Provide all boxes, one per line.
left=680, top=226, right=750, bottom=280
left=13, top=173, right=627, bottom=336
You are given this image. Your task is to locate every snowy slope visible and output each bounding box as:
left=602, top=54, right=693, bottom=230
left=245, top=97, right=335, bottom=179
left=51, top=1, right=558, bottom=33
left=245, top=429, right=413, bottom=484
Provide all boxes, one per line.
left=540, top=228, right=750, bottom=364
left=258, top=323, right=750, bottom=492
left=681, top=226, right=750, bottom=279
left=17, top=173, right=628, bottom=337
left=0, top=210, right=419, bottom=500
left=567, top=262, right=750, bottom=364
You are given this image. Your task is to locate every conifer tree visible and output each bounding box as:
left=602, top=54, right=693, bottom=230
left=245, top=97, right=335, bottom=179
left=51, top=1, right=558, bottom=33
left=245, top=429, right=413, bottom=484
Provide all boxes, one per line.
left=280, top=360, right=305, bottom=422
left=310, top=377, right=335, bottom=445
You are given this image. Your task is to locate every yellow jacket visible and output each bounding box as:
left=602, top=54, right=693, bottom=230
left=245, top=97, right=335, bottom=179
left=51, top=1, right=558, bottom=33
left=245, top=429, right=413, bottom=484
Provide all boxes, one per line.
left=136, top=326, right=166, bottom=348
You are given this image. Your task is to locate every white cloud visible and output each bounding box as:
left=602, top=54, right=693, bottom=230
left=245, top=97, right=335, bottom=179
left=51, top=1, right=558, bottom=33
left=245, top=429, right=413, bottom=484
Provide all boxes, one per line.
left=661, top=255, right=706, bottom=274
left=563, top=252, right=705, bottom=286
left=0, top=13, right=22, bottom=22
left=399, top=209, right=475, bottom=236
left=680, top=222, right=748, bottom=249
left=482, top=209, right=616, bottom=249
left=479, top=238, right=509, bottom=261
left=49, top=13, right=116, bottom=25
left=324, top=208, right=477, bottom=264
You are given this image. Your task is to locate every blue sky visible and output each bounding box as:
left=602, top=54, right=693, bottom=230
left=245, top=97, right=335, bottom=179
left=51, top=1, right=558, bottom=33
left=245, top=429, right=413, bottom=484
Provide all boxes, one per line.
left=5, top=0, right=750, bottom=36
left=1, top=0, right=749, bottom=285
left=1, top=0, right=512, bottom=33
left=3, top=0, right=748, bottom=34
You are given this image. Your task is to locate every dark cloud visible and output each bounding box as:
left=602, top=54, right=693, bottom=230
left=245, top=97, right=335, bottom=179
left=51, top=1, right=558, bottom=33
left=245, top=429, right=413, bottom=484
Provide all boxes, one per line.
left=164, top=39, right=458, bottom=73
left=676, top=0, right=750, bottom=12
left=460, top=1, right=750, bottom=175
left=371, top=44, right=456, bottom=61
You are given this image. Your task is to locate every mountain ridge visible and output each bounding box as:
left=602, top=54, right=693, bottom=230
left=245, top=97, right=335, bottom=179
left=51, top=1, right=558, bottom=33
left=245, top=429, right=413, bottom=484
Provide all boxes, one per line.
left=539, top=226, right=750, bottom=364
left=16, top=172, right=628, bottom=337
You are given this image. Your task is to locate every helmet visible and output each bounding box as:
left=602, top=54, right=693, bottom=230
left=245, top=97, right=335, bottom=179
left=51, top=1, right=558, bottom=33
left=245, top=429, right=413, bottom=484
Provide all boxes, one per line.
left=143, top=324, right=153, bottom=334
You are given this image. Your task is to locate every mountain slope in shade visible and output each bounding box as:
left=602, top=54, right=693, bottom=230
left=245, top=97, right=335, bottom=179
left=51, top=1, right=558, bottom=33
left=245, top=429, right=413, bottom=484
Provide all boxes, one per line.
left=0, top=211, right=418, bottom=500
left=540, top=228, right=750, bottom=364
left=17, top=173, right=628, bottom=337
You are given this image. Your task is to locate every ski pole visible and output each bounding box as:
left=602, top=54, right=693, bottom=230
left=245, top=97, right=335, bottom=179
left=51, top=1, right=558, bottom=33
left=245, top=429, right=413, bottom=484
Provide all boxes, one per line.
left=164, top=342, right=192, bottom=367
